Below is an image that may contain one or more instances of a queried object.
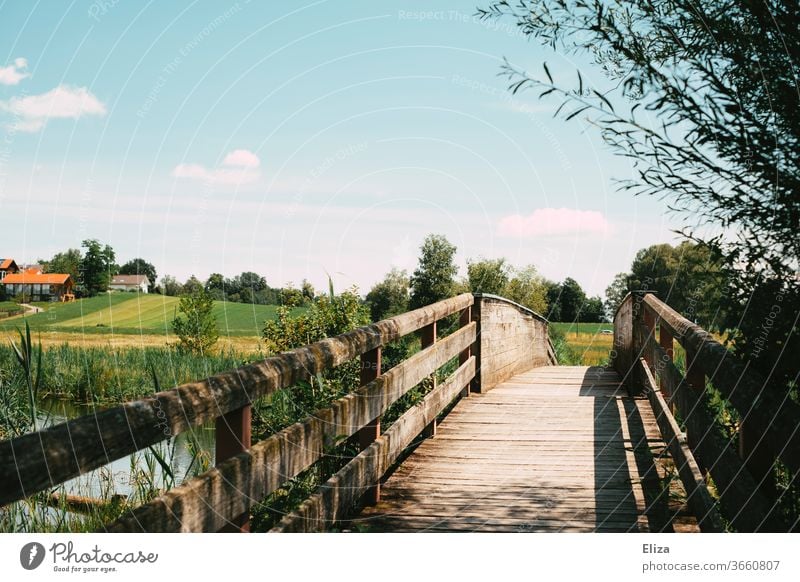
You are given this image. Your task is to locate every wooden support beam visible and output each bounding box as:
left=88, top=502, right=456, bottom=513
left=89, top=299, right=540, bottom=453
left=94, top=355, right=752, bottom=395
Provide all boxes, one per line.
left=356, top=347, right=381, bottom=505
left=739, top=419, right=776, bottom=501
left=459, top=306, right=472, bottom=397
left=658, top=324, right=674, bottom=399
left=215, top=405, right=251, bottom=532
left=421, top=322, right=437, bottom=437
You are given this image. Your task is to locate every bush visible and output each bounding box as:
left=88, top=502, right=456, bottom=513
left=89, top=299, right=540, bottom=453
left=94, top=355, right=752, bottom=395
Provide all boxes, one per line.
left=171, top=288, right=219, bottom=353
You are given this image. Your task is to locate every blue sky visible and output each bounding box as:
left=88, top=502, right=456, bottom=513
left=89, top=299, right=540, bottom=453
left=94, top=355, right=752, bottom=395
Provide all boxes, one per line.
left=0, top=0, right=681, bottom=296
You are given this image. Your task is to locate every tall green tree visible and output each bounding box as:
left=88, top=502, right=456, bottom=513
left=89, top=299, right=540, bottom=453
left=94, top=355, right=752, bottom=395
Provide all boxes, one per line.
left=503, top=265, right=548, bottom=314
left=544, top=280, right=562, bottom=322
left=42, top=248, right=82, bottom=282
left=466, top=257, right=510, bottom=295
left=79, top=239, right=116, bottom=296
left=119, top=258, right=158, bottom=292
left=171, top=287, right=219, bottom=353
left=409, top=234, right=458, bottom=309
left=366, top=268, right=410, bottom=322
left=205, top=273, right=226, bottom=301
left=604, top=273, right=630, bottom=319
left=160, top=275, right=182, bottom=297
left=182, top=275, right=203, bottom=295
left=604, top=242, right=726, bottom=327
left=558, top=277, right=587, bottom=323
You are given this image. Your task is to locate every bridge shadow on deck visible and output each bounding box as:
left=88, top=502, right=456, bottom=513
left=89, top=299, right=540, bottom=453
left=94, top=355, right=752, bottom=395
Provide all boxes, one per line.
left=349, top=365, right=672, bottom=532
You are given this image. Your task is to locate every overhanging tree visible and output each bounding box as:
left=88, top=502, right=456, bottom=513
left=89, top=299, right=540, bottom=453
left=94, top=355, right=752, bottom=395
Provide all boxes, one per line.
left=478, top=0, right=799, bottom=381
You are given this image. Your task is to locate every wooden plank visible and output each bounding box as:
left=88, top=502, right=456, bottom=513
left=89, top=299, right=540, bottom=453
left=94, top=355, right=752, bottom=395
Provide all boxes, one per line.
left=103, top=327, right=476, bottom=532
left=643, top=293, right=800, bottom=474
left=272, top=357, right=475, bottom=532
left=638, top=358, right=725, bottom=532
left=0, top=294, right=475, bottom=506
left=345, top=365, right=684, bottom=533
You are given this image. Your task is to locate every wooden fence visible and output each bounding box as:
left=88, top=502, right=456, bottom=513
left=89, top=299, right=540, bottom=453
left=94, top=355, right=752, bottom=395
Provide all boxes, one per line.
left=0, top=293, right=555, bottom=532
left=613, top=291, right=799, bottom=531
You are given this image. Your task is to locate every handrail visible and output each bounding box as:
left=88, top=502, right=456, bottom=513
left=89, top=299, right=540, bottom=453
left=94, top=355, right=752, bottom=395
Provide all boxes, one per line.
left=0, top=293, right=474, bottom=507
left=106, top=324, right=477, bottom=532
left=612, top=292, right=793, bottom=531
left=641, top=293, right=800, bottom=475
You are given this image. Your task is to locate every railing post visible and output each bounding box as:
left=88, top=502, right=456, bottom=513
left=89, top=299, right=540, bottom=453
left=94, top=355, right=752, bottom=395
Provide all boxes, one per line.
left=421, top=321, right=437, bottom=437
left=739, top=418, right=776, bottom=500
left=357, top=346, right=382, bottom=505
left=471, top=296, right=482, bottom=393
left=683, top=345, right=706, bottom=469
left=459, top=306, right=472, bottom=397
left=215, top=405, right=252, bottom=532
left=658, top=323, right=675, bottom=412
left=642, top=307, right=655, bottom=373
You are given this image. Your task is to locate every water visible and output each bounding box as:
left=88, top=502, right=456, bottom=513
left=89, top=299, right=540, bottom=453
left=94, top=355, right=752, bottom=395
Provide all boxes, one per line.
left=38, top=398, right=216, bottom=499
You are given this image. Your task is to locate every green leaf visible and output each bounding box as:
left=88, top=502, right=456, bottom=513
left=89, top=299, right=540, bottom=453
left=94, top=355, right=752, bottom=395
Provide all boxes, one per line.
left=565, top=106, right=590, bottom=121
left=543, top=62, right=553, bottom=84
left=593, top=89, right=615, bottom=112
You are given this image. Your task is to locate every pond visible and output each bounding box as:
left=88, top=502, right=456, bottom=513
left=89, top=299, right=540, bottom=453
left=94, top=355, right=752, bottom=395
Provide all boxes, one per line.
left=38, top=398, right=217, bottom=500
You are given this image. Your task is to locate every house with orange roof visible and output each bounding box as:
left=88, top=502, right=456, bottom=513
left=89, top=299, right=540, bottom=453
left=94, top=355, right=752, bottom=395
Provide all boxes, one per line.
left=0, top=258, right=19, bottom=281
left=1, top=271, right=74, bottom=302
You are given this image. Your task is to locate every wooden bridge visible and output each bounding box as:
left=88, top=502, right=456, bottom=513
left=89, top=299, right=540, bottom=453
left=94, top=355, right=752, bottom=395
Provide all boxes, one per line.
left=1, top=292, right=797, bottom=532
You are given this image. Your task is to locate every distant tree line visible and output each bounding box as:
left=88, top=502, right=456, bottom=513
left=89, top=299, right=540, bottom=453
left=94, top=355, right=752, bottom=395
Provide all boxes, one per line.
left=365, top=234, right=607, bottom=324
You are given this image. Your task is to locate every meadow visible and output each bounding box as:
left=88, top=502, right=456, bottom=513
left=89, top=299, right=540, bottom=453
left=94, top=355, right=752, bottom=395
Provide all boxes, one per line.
left=0, top=293, right=300, bottom=338
left=550, top=321, right=614, bottom=366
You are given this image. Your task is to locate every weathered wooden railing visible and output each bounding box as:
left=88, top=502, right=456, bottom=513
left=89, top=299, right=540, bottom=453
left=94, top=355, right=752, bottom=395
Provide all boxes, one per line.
left=613, top=292, right=800, bottom=532
left=0, top=293, right=555, bottom=532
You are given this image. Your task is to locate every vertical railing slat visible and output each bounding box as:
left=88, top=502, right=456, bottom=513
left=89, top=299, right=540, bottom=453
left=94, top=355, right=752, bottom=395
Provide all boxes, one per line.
left=421, top=321, right=437, bottom=437
left=459, top=306, right=472, bottom=398
left=357, top=346, right=382, bottom=505
left=215, top=404, right=252, bottom=532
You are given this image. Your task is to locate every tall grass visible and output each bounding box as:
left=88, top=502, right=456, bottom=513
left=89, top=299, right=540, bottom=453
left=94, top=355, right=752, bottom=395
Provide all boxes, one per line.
left=0, top=342, right=259, bottom=411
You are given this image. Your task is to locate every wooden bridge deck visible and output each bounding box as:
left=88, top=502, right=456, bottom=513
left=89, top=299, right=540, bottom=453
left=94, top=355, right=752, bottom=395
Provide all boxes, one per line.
left=351, top=365, right=697, bottom=532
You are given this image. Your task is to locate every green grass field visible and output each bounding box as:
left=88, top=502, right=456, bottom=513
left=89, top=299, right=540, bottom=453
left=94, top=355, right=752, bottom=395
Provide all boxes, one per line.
left=550, top=321, right=614, bottom=366
left=0, top=294, right=297, bottom=337
left=0, top=301, right=22, bottom=313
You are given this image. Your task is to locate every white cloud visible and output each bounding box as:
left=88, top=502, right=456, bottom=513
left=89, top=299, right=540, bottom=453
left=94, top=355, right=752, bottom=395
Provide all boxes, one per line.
left=0, top=58, right=30, bottom=85
left=223, top=149, right=260, bottom=168
left=172, top=149, right=262, bottom=185
left=498, top=208, right=612, bottom=238
left=0, top=84, right=107, bottom=132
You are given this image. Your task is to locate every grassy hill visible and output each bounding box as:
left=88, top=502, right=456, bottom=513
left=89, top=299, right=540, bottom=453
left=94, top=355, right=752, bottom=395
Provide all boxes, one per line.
left=0, top=294, right=299, bottom=337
